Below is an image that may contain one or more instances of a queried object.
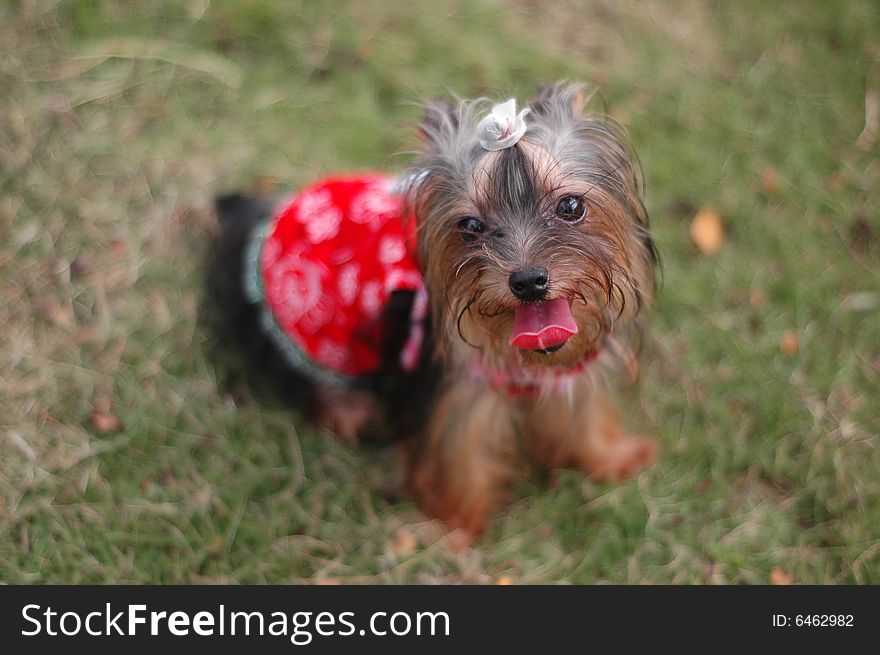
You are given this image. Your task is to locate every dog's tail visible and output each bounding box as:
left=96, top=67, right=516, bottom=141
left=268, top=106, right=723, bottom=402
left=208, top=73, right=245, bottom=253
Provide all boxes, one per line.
left=205, top=193, right=269, bottom=312
left=214, top=193, right=273, bottom=229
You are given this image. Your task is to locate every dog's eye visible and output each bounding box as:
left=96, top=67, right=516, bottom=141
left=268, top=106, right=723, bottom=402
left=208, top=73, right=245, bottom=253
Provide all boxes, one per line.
left=457, top=217, right=486, bottom=243
left=555, top=196, right=587, bottom=223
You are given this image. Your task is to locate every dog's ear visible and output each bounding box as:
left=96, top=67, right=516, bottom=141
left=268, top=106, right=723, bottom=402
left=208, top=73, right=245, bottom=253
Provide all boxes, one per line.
left=529, top=82, right=586, bottom=119
left=418, top=96, right=458, bottom=149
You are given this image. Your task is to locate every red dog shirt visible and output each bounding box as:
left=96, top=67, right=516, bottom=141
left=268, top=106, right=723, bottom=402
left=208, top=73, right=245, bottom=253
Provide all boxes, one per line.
left=243, top=174, right=427, bottom=388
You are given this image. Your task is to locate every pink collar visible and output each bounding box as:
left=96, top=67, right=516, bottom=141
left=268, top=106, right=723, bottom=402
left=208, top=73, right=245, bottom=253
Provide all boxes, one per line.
left=469, top=348, right=600, bottom=398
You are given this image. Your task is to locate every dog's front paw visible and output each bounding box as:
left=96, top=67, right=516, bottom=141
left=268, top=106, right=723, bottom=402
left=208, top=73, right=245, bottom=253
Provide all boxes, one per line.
left=314, top=387, right=380, bottom=441
left=582, top=435, right=659, bottom=482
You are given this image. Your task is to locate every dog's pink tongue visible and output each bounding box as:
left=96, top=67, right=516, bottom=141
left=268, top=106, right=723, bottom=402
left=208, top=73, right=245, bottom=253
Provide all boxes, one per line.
left=509, top=299, right=578, bottom=350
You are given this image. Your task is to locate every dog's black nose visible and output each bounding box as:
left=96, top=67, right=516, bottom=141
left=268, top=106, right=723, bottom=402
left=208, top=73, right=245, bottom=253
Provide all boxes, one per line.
left=509, top=267, right=549, bottom=301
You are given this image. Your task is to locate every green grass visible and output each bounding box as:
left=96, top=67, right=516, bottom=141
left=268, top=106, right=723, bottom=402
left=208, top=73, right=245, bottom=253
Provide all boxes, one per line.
left=1, top=0, right=878, bottom=583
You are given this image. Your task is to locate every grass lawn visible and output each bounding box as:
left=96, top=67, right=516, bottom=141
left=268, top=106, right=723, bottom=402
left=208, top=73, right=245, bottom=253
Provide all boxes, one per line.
left=1, top=0, right=878, bottom=583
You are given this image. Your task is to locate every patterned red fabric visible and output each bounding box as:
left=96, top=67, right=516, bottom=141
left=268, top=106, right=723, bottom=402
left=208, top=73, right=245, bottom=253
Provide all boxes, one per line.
left=259, top=174, right=424, bottom=378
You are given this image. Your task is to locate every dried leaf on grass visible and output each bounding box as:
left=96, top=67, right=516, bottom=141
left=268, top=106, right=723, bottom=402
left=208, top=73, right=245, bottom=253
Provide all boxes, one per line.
left=771, top=567, right=794, bottom=585
left=690, top=207, right=725, bottom=254
left=781, top=330, right=800, bottom=357
left=761, top=167, right=781, bottom=193
left=91, top=410, right=123, bottom=433
left=90, top=397, right=123, bottom=433
left=390, top=528, right=418, bottom=557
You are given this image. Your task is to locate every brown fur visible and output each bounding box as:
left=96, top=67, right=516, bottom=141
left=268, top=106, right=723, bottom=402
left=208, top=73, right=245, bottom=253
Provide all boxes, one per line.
left=403, top=83, right=659, bottom=540
left=405, top=379, right=518, bottom=537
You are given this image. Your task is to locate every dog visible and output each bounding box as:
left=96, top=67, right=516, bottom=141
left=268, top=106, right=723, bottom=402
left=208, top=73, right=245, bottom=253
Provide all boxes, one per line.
left=206, top=82, right=659, bottom=541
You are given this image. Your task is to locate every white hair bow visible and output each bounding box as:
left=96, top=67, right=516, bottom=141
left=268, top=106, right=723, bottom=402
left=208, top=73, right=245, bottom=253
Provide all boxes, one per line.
left=477, top=98, right=530, bottom=151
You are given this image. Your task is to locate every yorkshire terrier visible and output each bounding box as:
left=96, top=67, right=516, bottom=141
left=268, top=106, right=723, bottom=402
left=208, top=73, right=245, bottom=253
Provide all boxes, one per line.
left=206, top=82, right=659, bottom=541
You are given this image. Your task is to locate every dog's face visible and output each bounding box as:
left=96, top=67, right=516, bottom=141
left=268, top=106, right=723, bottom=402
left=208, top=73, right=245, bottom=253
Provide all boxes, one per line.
left=408, top=84, right=656, bottom=372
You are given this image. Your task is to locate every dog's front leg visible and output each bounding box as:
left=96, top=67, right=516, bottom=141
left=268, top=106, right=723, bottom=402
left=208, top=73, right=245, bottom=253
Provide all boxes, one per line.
left=404, top=379, right=518, bottom=542
left=525, top=379, right=659, bottom=482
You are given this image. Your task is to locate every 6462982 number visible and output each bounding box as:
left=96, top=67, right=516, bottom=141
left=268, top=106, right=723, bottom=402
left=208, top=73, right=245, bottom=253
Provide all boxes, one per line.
left=795, top=615, right=853, bottom=627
